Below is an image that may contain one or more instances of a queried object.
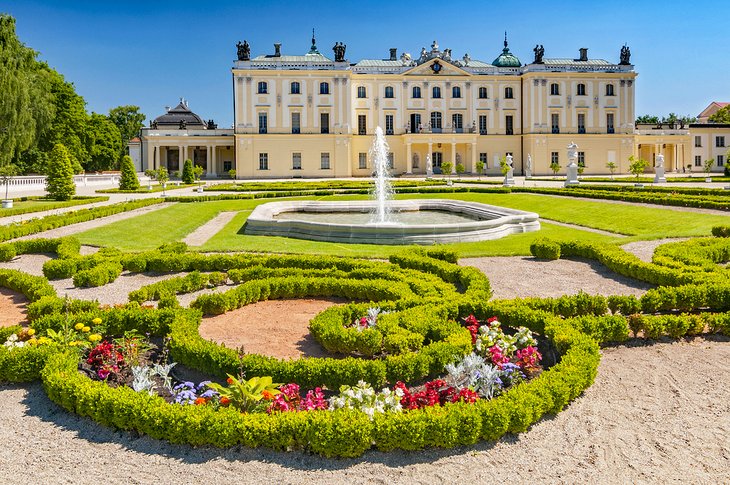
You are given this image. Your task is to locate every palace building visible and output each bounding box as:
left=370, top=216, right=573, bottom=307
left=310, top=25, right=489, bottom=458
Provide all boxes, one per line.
left=135, top=34, right=728, bottom=178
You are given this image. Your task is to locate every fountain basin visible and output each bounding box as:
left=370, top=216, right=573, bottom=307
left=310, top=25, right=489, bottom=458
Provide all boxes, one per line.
left=244, top=199, right=540, bottom=245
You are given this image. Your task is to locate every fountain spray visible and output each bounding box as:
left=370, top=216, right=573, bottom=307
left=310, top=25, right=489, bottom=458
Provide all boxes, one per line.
left=369, top=126, right=394, bottom=223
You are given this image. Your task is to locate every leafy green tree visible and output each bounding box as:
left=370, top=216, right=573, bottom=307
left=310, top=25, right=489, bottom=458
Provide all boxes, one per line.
left=181, top=159, right=194, bottom=184
left=87, top=113, right=122, bottom=172
left=108, top=105, right=146, bottom=155
left=156, top=167, right=169, bottom=196
left=549, top=159, right=561, bottom=177
left=606, top=161, right=617, bottom=179
left=628, top=155, right=648, bottom=181
left=475, top=160, right=484, bottom=180
left=228, top=169, right=236, bottom=181
left=46, top=144, right=76, bottom=200
left=709, top=106, right=730, bottom=124
left=703, top=158, right=715, bottom=176
left=441, top=161, right=452, bottom=180
left=0, top=15, right=54, bottom=166
left=455, top=162, right=465, bottom=179
left=118, top=155, right=140, bottom=190
left=635, top=115, right=660, bottom=125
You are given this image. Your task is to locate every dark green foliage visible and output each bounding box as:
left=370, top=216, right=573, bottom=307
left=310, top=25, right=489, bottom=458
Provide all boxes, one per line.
left=118, top=155, right=140, bottom=190
left=0, top=244, right=17, bottom=262
left=530, top=238, right=561, bottom=260
left=712, top=226, right=730, bottom=238
left=72, top=262, right=123, bottom=287
left=181, top=159, right=194, bottom=184
left=46, top=144, right=76, bottom=200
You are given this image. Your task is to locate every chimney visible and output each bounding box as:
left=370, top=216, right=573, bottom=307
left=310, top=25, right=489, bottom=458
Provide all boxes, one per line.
left=389, top=48, right=397, bottom=61
left=274, top=43, right=282, bottom=57
left=579, top=47, right=588, bottom=61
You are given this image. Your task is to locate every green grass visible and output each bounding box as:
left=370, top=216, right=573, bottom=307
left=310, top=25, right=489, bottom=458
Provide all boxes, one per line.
left=96, top=183, right=197, bottom=194
left=529, top=176, right=730, bottom=184
left=75, top=191, right=727, bottom=257
left=0, top=196, right=109, bottom=218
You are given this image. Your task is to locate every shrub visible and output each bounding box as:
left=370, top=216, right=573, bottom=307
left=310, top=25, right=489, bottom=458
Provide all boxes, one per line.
left=530, top=238, right=561, bottom=260
left=0, top=243, right=17, bottom=262
left=181, top=159, right=194, bottom=184
left=712, top=226, right=730, bottom=238
left=72, top=262, right=123, bottom=288
left=46, top=144, right=76, bottom=201
left=118, top=155, right=140, bottom=190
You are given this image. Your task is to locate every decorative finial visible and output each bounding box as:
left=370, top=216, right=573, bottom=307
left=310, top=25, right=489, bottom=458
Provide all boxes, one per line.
left=504, top=31, right=508, bottom=48
left=312, top=28, right=315, bottom=46
left=309, top=28, right=319, bottom=54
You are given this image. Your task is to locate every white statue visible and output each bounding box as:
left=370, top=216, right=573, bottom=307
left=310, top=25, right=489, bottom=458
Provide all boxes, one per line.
left=503, top=154, right=515, bottom=187
left=426, top=155, right=433, bottom=177
left=656, top=154, right=665, bottom=169
left=567, top=141, right=579, bottom=166
left=565, top=141, right=580, bottom=186
left=654, top=153, right=666, bottom=183
left=526, top=154, right=533, bottom=179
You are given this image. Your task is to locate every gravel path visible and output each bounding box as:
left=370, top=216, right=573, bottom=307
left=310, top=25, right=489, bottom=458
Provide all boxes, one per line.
left=0, top=337, right=727, bottom=484
left=183, top=211, right=240, bottom=246
left=621, top=238, right=690, bottom=263
left=462, top=256, right=653, bottom=299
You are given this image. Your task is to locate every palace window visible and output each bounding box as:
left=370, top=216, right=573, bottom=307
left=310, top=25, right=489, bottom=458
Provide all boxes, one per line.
left=257, top=81, right=268, bottom=94
left=452, top=86, right=461, bottom=98
left=385, top=114, right=394, bottom=135
left=358, top=115, right=367, bottom=135
left=717, top=155, right=725, bottom=166
left=452, top=113, right=463, bottom=132
left=478, top=87, right=488, bottom=99
left=479, top=152, right=488, bottom=168
left=550, top=83, right=560, bottom=95
left=504, top=87, right=514, bottom=99
left=506, top=115, right=514, bottom=135
left=432, top=86, right=442, bottom=98
left=358, top=152, right=367, bottom=169
left=430, top=111, right=442, bottom=131
left=387, top=152, right=394, bottom=169
left=716, top=136, right=725, bottom=147
left=320, top=152, right=330, bottom=170
left=258, top=112, right=268, bottom=134
left=479, top=115, right=487, bottom=135
left=223, top=161, right=232, bottom=172
left=551, top=152, right=559, bottom=164
left=291, top=112, right=300, bottom=134
left=577, top=83, right=586, bottom=96
left=292, top=152, right=302, bottom=170
left=695, top=136, right=702, bottom=147
left=290, top=82, right=300, bottom=94
left=412, top=86, right=421, bottom=98
left=320, top=112, right=330, bottom=134
left=606, top=84, right=614, bottom=96
left=607, top=113, right=615, bottom=134
left=357, top=86, right=366, bottom=98
left=578, top=151, right=585, bottom=167
left=551, top=113, right=560, bottom=134
left=412, top=153, right=420, bottom=168
left=695, top=156, right=702, bottom=167
left=320, top=82, right=330, bottom=95
left=384, top=86, right=394, bottom=98
left=258, top=153, right=268, bottom=170
left=578, top=113, right=586, bottom=134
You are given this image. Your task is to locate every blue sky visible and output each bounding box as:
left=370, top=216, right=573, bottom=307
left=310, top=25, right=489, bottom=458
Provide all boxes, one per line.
left=5, top=0, right=730, bottom=127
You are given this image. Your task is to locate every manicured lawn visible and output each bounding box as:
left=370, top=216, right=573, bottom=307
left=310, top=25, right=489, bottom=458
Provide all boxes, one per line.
left=0, top=196, right=108, bottom=218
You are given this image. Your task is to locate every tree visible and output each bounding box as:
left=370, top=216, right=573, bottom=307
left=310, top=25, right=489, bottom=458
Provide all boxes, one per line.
left=181, top=159, right=194, bottom=184
left=475, top=160, right=484, bottom=180
left=709, top=106, right=730, bottom=124
left=606, top=161, right=617, bottom=179
left=628, top=155, right=648, bottom=181
left=0, top=15, right=54, bottom=166
left=87, top=113, right=122, bottom=172
left=635, top=115, right=660, bottom=125
left=499, top=156, right=510, bottom=176
left=119, top=155, right=140, bottom=190
left=156, top=167, right=169, bottom=196
left=46, top=144, right=76, bottom=200
left=549, top=159, right=561, bottom=177
left=455, top=162, right=465, bottom=179
left=228, top=169, right=236, bottom=181
left=108, top=105, right=146, bottom=156
left=703, top=158, right=715, bottom=177
left=0, top=164, right=18, bottom=202
left=441, top=161, right=452, bottom=180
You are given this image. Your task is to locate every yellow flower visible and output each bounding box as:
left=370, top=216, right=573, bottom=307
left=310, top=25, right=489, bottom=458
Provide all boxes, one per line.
left=88, top=334, right=102, bottom=342
left=74, top=323, right=84, bottom=331
left=28, top=338, right=37, bottom=346
left=37, top=337, right=50, bottom=345
left=92, top=318, right=102, bottom=325
left=27, top=328, right=35, bottom=336
left=82, top=326, right=90, bottom=333
left=68, top=341, right=77, bottom=347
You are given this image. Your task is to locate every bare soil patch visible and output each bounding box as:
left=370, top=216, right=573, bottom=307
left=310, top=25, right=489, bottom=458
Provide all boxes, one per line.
left=0, top=288, right=29, bottom=327
left=199, top=298, right=348, bottom=359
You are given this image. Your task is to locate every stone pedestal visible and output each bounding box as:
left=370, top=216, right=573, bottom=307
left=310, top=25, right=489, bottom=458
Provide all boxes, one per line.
left=503, top=168, right=515, bottom=187
left=654, top=166, right=666, bottom=184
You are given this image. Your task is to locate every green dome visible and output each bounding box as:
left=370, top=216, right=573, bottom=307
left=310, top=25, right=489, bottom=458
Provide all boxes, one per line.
left=492, top=34, right=521, bottom=67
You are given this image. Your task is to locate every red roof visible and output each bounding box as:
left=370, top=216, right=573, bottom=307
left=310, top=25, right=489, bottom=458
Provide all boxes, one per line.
left=129, top=137, right=141, bottom=143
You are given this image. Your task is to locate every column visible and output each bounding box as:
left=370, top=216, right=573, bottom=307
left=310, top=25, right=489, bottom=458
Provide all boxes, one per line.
left=471, top=142, right=477, bottom=174
left=154, top=146, right=159, bottom=170
left=451, top=143, right=457, bottom=173
left=406, top=143, right=413, bottom=174
left=206, top=146, right=212, bottom=175
left=211, top=146, right=217, bottom=176
left=178, top=145, right=184, bottom=168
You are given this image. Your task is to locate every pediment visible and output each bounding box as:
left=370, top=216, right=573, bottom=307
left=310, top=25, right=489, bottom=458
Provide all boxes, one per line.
left=403, top=59, right=471, bottom=77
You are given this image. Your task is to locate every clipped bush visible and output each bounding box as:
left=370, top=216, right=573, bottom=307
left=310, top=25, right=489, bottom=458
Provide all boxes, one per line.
left=72, top=262, right=123, bottom=288
left=530, top=238, right=561, bottom=260
left=712, top=226, right=730, bottom=238
left=46, top=144, right=76, bottom=201
left=0, top=243, right=17, bottom=262
left=119, top=155, right=140, bottom=190
left=181, top=159, right=194, bottom=184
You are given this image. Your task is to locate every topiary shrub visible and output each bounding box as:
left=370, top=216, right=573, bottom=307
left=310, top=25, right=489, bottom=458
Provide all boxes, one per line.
left=530, top=238, right=561, bottom=260
left=0, top=243, right=17, bottom=262
left=46, top=144, right=76, bottom=201
left=118, top=155, right=140, bottom=190
left=181, top=159, right=194, bottom=184
left=711, top=226, right=730, bottom=238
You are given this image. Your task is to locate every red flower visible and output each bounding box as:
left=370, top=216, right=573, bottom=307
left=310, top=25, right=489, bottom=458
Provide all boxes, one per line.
left=219, top=396, right=230, bottom=406
left=194, top=397, right=207, bottom=405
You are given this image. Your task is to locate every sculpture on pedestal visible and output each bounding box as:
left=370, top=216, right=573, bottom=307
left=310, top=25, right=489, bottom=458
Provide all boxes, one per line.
left=332, top=42, right=347, bottom=62
left=236, top=40, right=250, bottom=61
left=619, top=45, right=631, bottom=65
left=654, top=153, right=667, bottom=183
left=526, top=154, right=533, bottom=179
left=503, top=154, right=515, bottom=187
left=426, top=155, right=433, bottom=177
left=564, top=141, right=580, bottom=186
left=533, top=44, right=544, bottom=64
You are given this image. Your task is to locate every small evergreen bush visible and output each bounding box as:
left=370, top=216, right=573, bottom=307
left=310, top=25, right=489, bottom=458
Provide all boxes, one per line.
left=118, top=155, right=140, bottom=190
left=46, top=144, right=76, bottom=201
left=181, top=159, right=194, bottom=184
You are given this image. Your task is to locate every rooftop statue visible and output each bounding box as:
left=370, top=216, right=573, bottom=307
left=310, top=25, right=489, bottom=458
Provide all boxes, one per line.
left=620, top=45, right=631, bottom=65
left=236, top=40, right=250, bottom=61
left=533, top=44, right=544, bottom=64
left=332, top=42, right=347, bottom=62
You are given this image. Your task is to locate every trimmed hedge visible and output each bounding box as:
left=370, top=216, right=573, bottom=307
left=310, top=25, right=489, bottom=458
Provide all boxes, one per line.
left=530, top=238, right=561, bottom=260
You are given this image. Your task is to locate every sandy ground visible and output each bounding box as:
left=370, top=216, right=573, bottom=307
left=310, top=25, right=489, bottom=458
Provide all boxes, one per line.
left=621, top=238, right=690, bottom=263
left=0, top=288, right=29, bottom=327
left=462, top=256, right=653, bottom=299
left=199, top=298, right=348, bottom=359
left=0, top=337, right=726, bottom=484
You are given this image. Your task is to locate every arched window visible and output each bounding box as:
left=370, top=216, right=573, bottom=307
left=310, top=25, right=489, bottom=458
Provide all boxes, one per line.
left=478, top=87, right=488, bottom=99
left=430, top=111, right=442, bottom=131
left=357, top=86, right=366, bottom=98
left=605, top=84, right=614, bottom=96
left=384, top=86, right=394, bottom=98
left=257, top=81, right=268, bottom=94
left=290, top=82, right=300, bottom=94
left=577, top=83, right=586, bottom=96
left=504, top=87, right=513, bottom=99
left=319, top=82, right=330, bottom=95
left=412, top=86, right=421, bottom=98
left=452, top=86, right=461, bottom=98
left=432, top=86, right=441, bottom=98
left=550, top=83, right=559, bottom=95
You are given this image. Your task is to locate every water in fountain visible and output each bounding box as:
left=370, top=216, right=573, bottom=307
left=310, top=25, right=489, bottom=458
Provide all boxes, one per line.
left=370, top=126, right=394, bottom=223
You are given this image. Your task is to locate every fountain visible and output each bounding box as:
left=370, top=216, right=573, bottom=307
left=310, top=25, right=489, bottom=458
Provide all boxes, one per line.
left=244, top=128, right=540, bottom=245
